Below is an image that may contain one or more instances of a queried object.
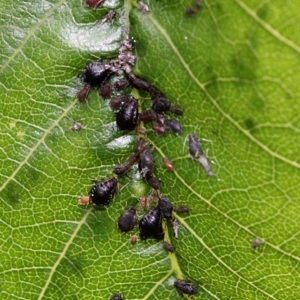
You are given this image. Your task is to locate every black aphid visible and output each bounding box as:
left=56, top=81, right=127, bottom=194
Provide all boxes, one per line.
left=146, top=176, right=161, bottom=190
left=174, top=280, right=197, bottom=295
left=116, top=97, right=139, bottom=131
left=138, top=146, right=154, bottom=177
left=82, top=62, right=114, bottom=87
left=139, top=110, right=157, bottom=123
left=113, top=163, right=131, bottom=177
left=134, top=137, right=146, bottom=154
left=118, top=207, right=138, bottom=232
left=139, top=206, right=164, bottom=240
left=189, top=133, right=201, bottom=158
left=158, top=196, right=173, bottom=218
left=169, top=106, right=183, bottom=116
left=89, top=178, right=118, bottom=207
left=111, top=293, right=123, bottom=300
left=176, top=205, right=190, bottom=214
left=114, top=79, right=130, bottom=90
left=152, top=96, right=171, bottom=112
left=166, top=119, right=183, bottom=135
left=163, top=241, right=175, bottom=253
left=129, top=76, right=151, bottom=92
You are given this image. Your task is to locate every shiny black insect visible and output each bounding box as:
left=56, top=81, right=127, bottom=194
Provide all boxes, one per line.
left=89, top=178, right=118, bottom=206
left=158, top=196, right=173, bottom=218
left=138, top=146, right=154, bottom=177
left=139, top=206, right=164, bottom=240
left=176, top=205, right=190, bottom=214
left=129, top=76, right=158, bottom=94
left=166, top=119, right=183, bottom=135
left=118, top=207, right=138, bottom=232
left=163, top=241, right=175, bottom=253
left=82, top=62, right=114, bottom=87
left=116, top=97, right=139, bottom=131
left=189, top=133, right=201, bottom=157
left=111, top=293, right=123, bottom=300
left=174, top=280, right=197, bottom=295
left=152, top=96, right=170, bottom=112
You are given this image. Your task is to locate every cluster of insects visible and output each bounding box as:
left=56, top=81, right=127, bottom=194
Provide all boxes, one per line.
left=74, top=2, right=207, bottom=298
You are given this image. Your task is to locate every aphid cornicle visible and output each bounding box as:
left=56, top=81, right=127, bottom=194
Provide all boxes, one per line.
left=89, top=178, right=118, bottom=207
left=158, top=196, right=173, bottom=218
left=82, top=62, right=114, bottom=87
left=174, top=280, right=197, bottom=295
left=116, top=97, right=139, bottom=131
left=118, top=207, right=138, bottom=232
left=139, top=206, right=164, bottom=240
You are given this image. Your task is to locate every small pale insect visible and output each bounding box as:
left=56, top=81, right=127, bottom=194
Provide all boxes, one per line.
left=101, top=10, right=116, bottom=24
left=78, top=196, right=90, bottom=206
left=252, top=238, right=263, bottom=249
left=69, top=121, right=85, bottom=131
left=162, top=158, right=175, bottom=172
left=198, top=154, right=213, bottom=176
left=130, top=235, right=138, bottom=245
left=173, top=219, right=179, bottom=238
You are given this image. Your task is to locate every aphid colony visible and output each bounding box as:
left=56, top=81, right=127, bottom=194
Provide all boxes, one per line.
left=76, top=3, right=201, bottom=298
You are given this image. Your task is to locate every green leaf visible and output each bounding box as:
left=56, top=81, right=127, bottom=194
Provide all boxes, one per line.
left=1, top=0, right=300, bottom=299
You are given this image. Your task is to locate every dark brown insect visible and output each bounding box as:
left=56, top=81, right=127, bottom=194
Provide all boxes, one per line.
left=169, top=106, right=183, bottom=116
left=139, top=110, right=157, bottom=123
left=158, top=196, right=173, bottom=218
left=77, top=86, right=90, bottom=102
left=166, top=119, right=183, bottom=135
left=152, top=96, right=170, bottom=113
left=163, top=241, right=175, bottom=253
left=162, top=158, right=175, bottom=172
left=185, top=7, right=195, bottom=16
left=116, top=97, right=139, bottom=131
left=152, top=124, right=167, bottom=136
left=118, top=207, right=138, bottom=232
left=174, top=280, right=197, bottom=295
left=193, top=0, right=202, bottom=10
left=176, top=205, right=190, bottom=214
left=99, top=84, right=112, bottom=98
left=139, top=146, right=154, bottom=177
left=109, top=95, right=129, bottom=110
left=113, top=163, right=131, bottom=177
left=86, top=0, right=105, bottom=8
left=130, top=235, right=138, bottom=245
left=146, top=176, right=161, bottom=190
left=114, top=79, right=130, bottom=90
left=111, top=293, right=123, bottom=300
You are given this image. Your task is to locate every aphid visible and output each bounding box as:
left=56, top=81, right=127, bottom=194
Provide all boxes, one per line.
left=163, top=241, right=175, bottom=253
left=136, top=126, right=147, bottom=135
left=169, top=106, right=183, bottom=116
left=130, top=235, right=138, bottom=245
left=69, top=121, right=84, bottom=131
left=152, top=124, right=167, bottom=136
left=176, top=205, right=190, bottom=214
left=166, top=119, right=183, bottom=135
left=193, top=0, right=202, bottom=10
left=134, top=137, right=146, bottom=154
left=86, top=0, right=105, bottom=8
left=189, top=133, right=201, bottom=158
left=114, top=79, right=130, bottom=90
left=138, top=147, right=154, bottom=177
left=146, top=176, right=161, bottom=190
left=116, top=97, right=139, bottom=131
left=162, top=157, right=175, bottom=172
left=138, top=1, right=150, bottom=13
left=89, top=178, right=118, bottom=207
left=198, top=154, right=213, bottom=176
left=111, top=294, right=123, bottom=300
left=158, top=196, right=173, bottom=218
left=77, top=86, right=90, bottom=102
left=118, top=207, right=138, bottom=232
left=139, top=196, right=149, bottom=209
left=174, top=280, right=197, bottom=295
left=99, top=84, right=112, bottom=98
left=185, top=8, right=195, bottom=16
left=101, top=10, right=116, bottom=24
left=156, top=113, right=165, bottom=126
left=152, top=96, right=170, bottom=112
left=252, top=238, right=263, bottom=249
left=139, top=110, right=157, bottom=123
left=113, top=163, right=131, bottom=177
left=139, top=206, right=164, bottom=240
left=110, top=95, right=129, bottom=110
left=78, top=196, right=90, bottom=206
left=82, top=61, right=114, bottom=87
left=172, top=219, right=179, bottom=238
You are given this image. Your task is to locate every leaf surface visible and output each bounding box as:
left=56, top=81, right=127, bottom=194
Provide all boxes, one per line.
left=1, top=0, right=300, bottom=299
